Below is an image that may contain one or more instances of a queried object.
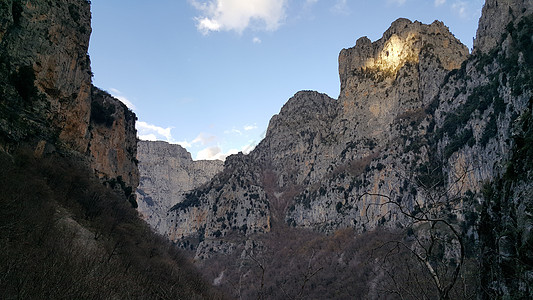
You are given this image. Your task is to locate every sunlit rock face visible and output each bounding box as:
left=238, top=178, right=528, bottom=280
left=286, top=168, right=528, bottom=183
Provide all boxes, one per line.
left=339, top=19, right=468, bottom=92
left=0, top=0, right=93, bottom=152
left=88, top=87, right=139, bottom=192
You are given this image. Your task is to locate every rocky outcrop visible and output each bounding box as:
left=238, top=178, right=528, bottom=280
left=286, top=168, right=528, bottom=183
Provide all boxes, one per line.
left=88, top=87, right=139, bottom=200
left=474, top=0, right=533, bottom=54
left=0, top=0, right=139, bottom=199
left=0, top=0, right=92, bottom=152
left=136, top=141, right=223, bottom=237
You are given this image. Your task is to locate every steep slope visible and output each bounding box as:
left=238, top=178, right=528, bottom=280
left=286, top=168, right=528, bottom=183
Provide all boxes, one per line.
left=136, top=140, right=223, bottom=237
left=149, top=1, right=533, bottom=296
left=0, top=149, right=224, bottom=299
left=162, top=18, right=470, bottom=253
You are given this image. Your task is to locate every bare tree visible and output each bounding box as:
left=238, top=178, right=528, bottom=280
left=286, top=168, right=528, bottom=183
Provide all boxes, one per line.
left=361, top=163, right=477, bottom=300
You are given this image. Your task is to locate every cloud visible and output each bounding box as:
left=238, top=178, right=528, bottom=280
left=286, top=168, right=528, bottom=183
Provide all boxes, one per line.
left=451, top=1, right=467, bottom=18
left=190, top=0, right=287, bottom=34
left=331, top=0, right=350, bottom=14
left=242, top=143, right=256, bottom=154
left=196, top=141, right=257, bottom=160
left=434, top=0, right=446, bottom=6
left=136, top=121, right=174, bottom=142
left=191, top=132, right=217, bottom=145
left=244, top=124, right=258, bottom=131
left=177, top=141, right=193, bottom=148
left=138, top=133, right=158, bottom=141
left=196, top=146, right=239, bottom=160
left=109, top=88, right=136, bottom=111
left=253, top=37, right=262, bottom=43
left=224, top=128, right=243, bottom=135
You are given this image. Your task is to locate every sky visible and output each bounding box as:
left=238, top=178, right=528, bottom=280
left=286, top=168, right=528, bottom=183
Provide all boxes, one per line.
left=88, top=0, right=484, bottom=160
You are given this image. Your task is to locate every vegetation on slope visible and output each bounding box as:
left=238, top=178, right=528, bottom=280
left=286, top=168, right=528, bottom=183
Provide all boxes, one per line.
left=0, top=148, right=225, bottom=299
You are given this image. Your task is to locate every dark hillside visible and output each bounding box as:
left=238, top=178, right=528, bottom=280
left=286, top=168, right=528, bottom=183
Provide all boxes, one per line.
left=0, top=148, right=225, bottom=299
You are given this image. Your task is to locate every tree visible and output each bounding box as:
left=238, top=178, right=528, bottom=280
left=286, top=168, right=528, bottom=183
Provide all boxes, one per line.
left=361, top=163, right=477, bottom=299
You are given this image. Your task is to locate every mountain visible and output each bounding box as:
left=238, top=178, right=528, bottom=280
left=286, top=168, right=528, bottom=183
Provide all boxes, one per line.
left=136, top=140, right=224, bottom=239
left=139, top=0, right=533, bottom=298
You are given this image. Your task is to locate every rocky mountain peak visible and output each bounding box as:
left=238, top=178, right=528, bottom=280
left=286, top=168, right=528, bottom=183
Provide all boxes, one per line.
left=474, top=0, right=533, bottom=54
left=339, top=17, right=468, bottom=92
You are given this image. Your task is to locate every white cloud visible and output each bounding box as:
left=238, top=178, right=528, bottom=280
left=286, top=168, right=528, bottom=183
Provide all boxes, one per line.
left=244, top=124, right=258, bottom=131
left=136, top=121, right=174, bottom=142
left=331, top=0, right=350, bottom=14
left=224, top=127, right=244, bottom=135
left=138, top=133, right=158, bottom=141
left=253, top=37, right=262, bottom=43
left=190, top=0, right=287, bottom=34
left=109, top=88, right=136, bottom=111
left=242, top=143, right=256, bottom=154
left=191, top=132, right=217, bottom=145
left=196, top=146, right=239, bottom=160
left=434, top=0, right=446, bottom=6
left=196, top=141, right=257, bottom=161
left=451, top=1, right=467, bottom=18
left=177, top=141, right=193, bottom=148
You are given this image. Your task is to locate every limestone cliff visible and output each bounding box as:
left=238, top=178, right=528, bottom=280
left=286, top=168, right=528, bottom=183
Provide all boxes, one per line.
left=143, top=5, right=533, bottom=290
left=136, top=141, right=223, bottom=238
left=88, top=87, right=139, bottom=201
left=155, top=18, right=471, bottom=257
left=0, top=0, right=139, bottom=198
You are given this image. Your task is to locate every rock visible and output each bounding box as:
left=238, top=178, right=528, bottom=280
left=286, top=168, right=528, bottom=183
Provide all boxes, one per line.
left=474, top=0, right=533, bottom=55
left=136, top=140, right=223, bottom=236
left=141, top=2, right=533, bottom=268
left=0, top=0, right=139, bottom=198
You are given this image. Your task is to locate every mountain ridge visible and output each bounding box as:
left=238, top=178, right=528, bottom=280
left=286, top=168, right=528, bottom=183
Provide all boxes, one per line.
left=139, top=0, right=533, bottom=297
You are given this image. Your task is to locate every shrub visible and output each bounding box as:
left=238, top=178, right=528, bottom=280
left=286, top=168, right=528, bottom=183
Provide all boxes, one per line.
left=90, top=100, right=115, bottom=127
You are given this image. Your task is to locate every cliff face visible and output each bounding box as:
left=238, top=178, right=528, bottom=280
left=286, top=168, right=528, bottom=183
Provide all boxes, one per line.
left=474, top=0, right=533, bottom=54
left=135, top=141, right=223, bottom=237
left=88, top=87, right=139, bottom=199
left=0, top=0, right=138, bottom=196
left=0, top=0, right=92, bottom=152
left=154, top=18, right=471, bottom=257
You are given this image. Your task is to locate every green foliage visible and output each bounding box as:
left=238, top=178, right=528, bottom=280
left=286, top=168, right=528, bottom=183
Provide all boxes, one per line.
left=505, top=108, right=533, bottom=180
left=444, top=128, right=474, bottom=159
left=335, top=201, right=343, bottom=213
left=90, top=100, right=115, bottom=127
left=499, top=14, right=533, bottom=96
left=11, top=1, right=23, bottom=25
left=415, top=160, right=446, bottom=188
left=479, top=116, right=498, bottom=147
left=68, top=3, right=80, bottom=23
left=171, top=190, right=203, bottom=211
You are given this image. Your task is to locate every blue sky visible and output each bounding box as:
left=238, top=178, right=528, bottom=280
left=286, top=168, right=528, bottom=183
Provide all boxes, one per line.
left=88, top=0, right=484, bottom=160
